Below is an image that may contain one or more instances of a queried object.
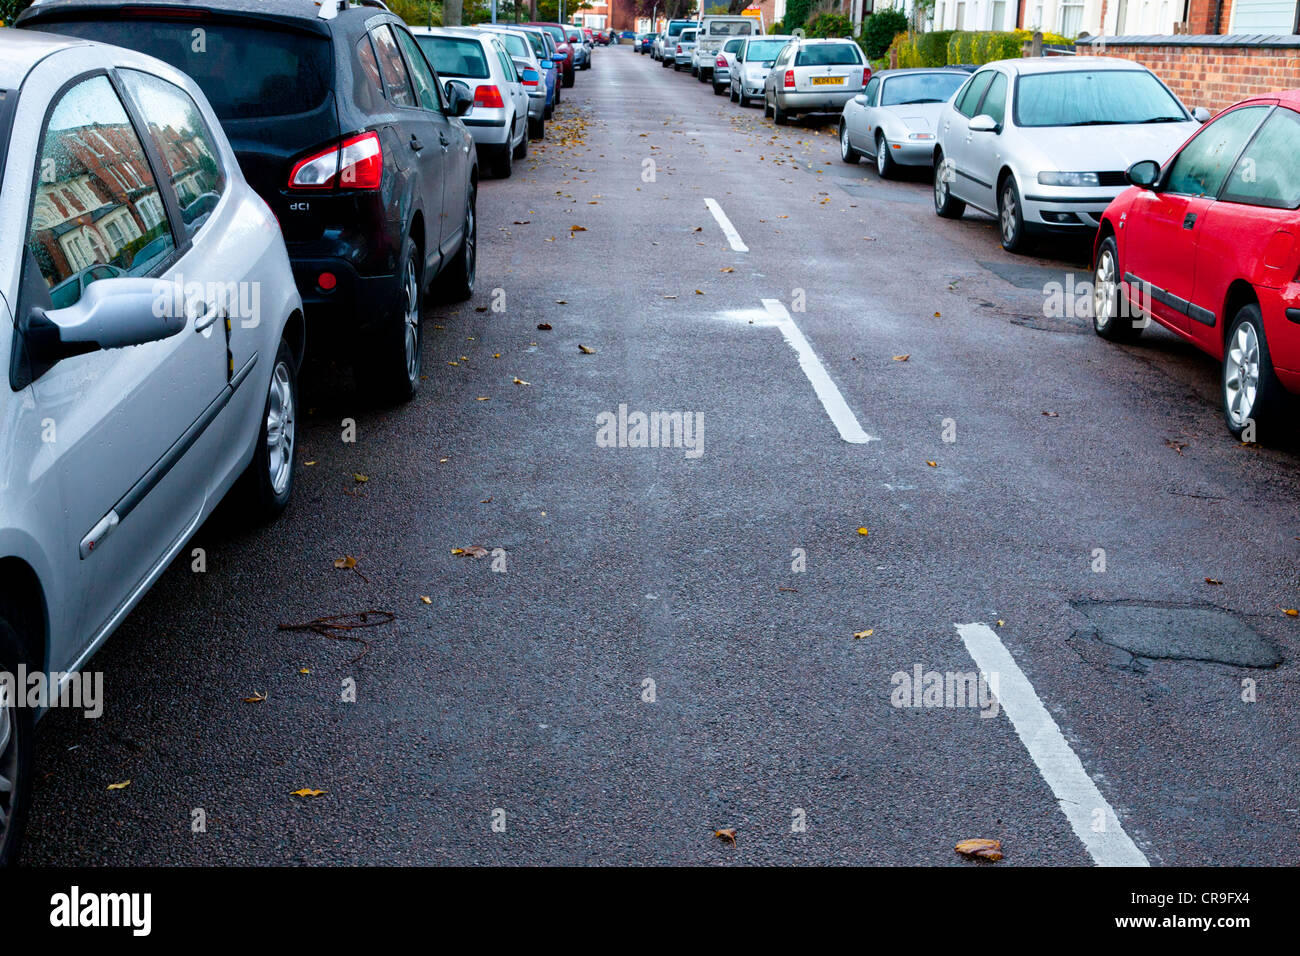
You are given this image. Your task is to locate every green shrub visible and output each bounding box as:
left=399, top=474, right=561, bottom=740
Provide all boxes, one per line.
left=808, top=12, right=852, bottom=38
left=917, top=30, right=954, bottom=66
left=784, top=0, right=813, bottom=31
left=769, top=19, right=784, bottom=34
left=944, top=29, right=1071, bottom=66
left=860, top=8, right=908, bottom=59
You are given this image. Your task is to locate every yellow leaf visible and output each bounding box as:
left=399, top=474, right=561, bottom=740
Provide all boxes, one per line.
left=714, top=828, right=737, bottom=845
left=304, top=460, right=317, bottom=466
left=107, top=780, right=131, bottom=791
left=333, top=555, right=357, bottom=569
left=926, top=461, right=938, bottom=468
left=857, top=527, right=869, bottom=536
left=853, top=629, right=874, bottom=639
left=476, top=396, right=490, bottom=401
left=513, top=378, right=531, bottom=386
left=421, top=595, right=432, bottom=604
left=243, top=691, right=267, bottom=703
left=352, top=473, right=368, bottom=483
left=451, top=548, right=465, bottom=555
left=997, top=620, right=1004, bottom=627
left=579, top=344, right=595, bottom=354
left=720, top=267, right=735, bottom=273
left=299, top=669, right=310, bottom=674
left=892, top=354, right=910, bottom=362
left=1285, top=608, right=1299, bottom=616
left=933, top=311, right=942, bottom=318
left=955, top=838, right=1002, bottom=861
left=291, top=788, right=326, bottom=798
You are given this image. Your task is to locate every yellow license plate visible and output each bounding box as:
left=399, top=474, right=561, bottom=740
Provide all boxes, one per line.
left=811, top=76, right=844, bottom=85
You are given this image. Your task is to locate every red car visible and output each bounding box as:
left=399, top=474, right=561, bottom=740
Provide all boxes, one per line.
left=528, top=22, right=576, bottom=87
left=1094, top=92, right=1300, bottom=440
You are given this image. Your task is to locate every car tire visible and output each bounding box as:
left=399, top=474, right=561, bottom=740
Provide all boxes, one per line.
left=491, top=141, right=512, bottom=178
left=662, top=55, right=671, bottom=68
left=998, top=176, right=1028, bottom=253
left=438, top=184, right=477, bottom=304
left=1091, top=236, right=1143, bottom=344
left=0, top=610, right=34, bottom=868
left=773, top=102, right=789, bottom=125
left=933, top=152, right=966, bottom=219
left=1223, top=304, right=1285, bottom=440
left=713, top=82, right=726, bottom=95
left=730, top=85, right=739, bottom=103
left=234, top=337, right=299, bottom=520
left=763, top=95, right=772, bottom=117
left=355, top=238, right=423, bottom=405
left=563, top=68, right=575, bottom=87
left=839, top=121, right=859, bottom=164
left=529, top=115, right=545, bottom=139
left=513, top=123, right=529, bottom=160
left=875, top=131, right=897, bottom=179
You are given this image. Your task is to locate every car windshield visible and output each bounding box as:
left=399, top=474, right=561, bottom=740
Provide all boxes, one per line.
left=795, top=43, right=861, bottom=66
left=881, top=72, right=966, bottom=106
left=708, top=21, right=753, bottom=35
left=38, top=20, right=331, bottom=120
left=1015, top=69, right=1188, bottom=127
left=417, top=36, right=491, bottom=79
left=746, top=39, right=789, bottom=62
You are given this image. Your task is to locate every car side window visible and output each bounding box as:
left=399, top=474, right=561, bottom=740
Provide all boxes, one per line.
left=1220, top=107, right=1300, bottom=208
left=864, top=76, right=880, bottom=106
left=393, top=26, right=443, bottom=112
left=978, top=71, right=1007, bottom=127
left=955, top=70, right=994, bottom=118
left=354, top=33, right=387, bottom=111
left=494, top=42, right=518, bottom=83
left=372, top=25, right=416, bottom=108
left=725, top=38, right=743, bottom=54
left=1164, top=105, right=1269, bottom=198
left=118, top=70, right=226, bottom=242
left=27, top=74, right=176, bottom=310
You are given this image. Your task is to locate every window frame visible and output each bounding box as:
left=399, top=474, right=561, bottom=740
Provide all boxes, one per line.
left=1160, top=103, right=1271, bottom=200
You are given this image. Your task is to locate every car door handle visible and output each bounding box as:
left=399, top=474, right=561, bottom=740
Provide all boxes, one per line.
left=192, top=302, right=222, bottom=332
left=410, top=134, right=424, bottom=152
left=439, top=132, right=449, bottom=150
left=1183, top=212, right=1197, bottom=229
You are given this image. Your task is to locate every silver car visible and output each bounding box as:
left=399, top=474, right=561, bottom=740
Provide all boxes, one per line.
left=708, top=36, right=747, bottom=95
left=840, top=68, right=969, bottom=178
left=413, top=27, right=531, bottom=178
left=763, top=36, right=869, bottom=125
left=932, top=56, right=1208, bottom=252
left=673, top=28, right=698, bottom=71
left=0, top=30, right=303, bottom=863
left=475, top=25, right=549, bottom=138
left=729, top=34, right=794, bottom=107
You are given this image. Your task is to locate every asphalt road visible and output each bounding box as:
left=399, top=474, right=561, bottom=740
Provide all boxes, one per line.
left=21, top=43, right=1299, bottom=866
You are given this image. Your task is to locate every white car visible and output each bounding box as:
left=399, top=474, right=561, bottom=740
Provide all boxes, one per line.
left=763, top=36, right=870, bottom=125
left=0, top=30, right=303, bottom=863
left=691, top=14, right=761, bottom=83
left=413, top=27, right=531, bottom=178
left=673, top=27, right=698, bottom=72
left=706, top=35, right=747, bottom=95
left=729, top=34, right=794, bottom=107
left=932, top=56, right=1209, bottom=252
left=840, top=68, right=970, bottom=178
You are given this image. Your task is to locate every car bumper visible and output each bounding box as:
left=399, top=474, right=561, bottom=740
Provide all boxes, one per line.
left=1020, top=185, right=1124, bottom=230
left=887, top=140, right=938, bottom=166
left=773, top=89, right=859, bottom=112
left=713, top=67, right=730, bottom=83
left=526, top=91, right=546, bottom=119
left=461, top=111, right=511, bottom=146
left=675, top=54, right=691, bottom=65
left=288, top=254, right=399, bottom=335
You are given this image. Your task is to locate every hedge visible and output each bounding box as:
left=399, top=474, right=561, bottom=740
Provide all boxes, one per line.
left=947, top=29, right=1072, bottom=66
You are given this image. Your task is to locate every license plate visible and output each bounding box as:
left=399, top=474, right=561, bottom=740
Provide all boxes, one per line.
left=811, top=76, right=844, bottom=86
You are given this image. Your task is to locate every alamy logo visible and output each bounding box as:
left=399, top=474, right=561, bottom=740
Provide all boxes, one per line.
left=50, top=886, right=151, bottom=936
left=890, top=665, right=1000, bottom=718
left=152, top=273, right=261, bottom=328
left=596, top=403, right=703, bottom=458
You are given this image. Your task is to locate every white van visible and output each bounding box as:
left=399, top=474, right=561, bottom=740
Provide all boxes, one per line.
left=691, top=15, right=763, bottom=82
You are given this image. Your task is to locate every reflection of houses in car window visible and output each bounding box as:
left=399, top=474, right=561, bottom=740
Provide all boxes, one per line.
left=29, top=121, right=165, bottom=281
left=148, top=121, right=217, bottom=207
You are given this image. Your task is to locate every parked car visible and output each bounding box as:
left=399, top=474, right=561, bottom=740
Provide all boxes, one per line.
left=840, top=68, right=968, bottom=178
left=1093, top=92, right=1300, bottom=439
left=413, top=27, right=530, bottom=179
left=566, top=26, right=591, bottom=70
left=931, top=57, right=1207, bottom=252
left=514, top=24, right=563, bottom=111
left=652, top=31, right=666, bottom=60
left=637, top=33, right=654, bottom=54
left=673, top=28, right=698, bottom=72
left=763, top=36, right=870, bottom=125
left=729, top=34, right=794, bottom=107
left=660, top=19, right=696, bottom=68
left=708, top=36, right=747, bottom=94
left=692, top=14, right=761, bottom=83
left=475, top=24, right=551, bottom=138
left=528, top=22, right=576, bottom=87
left=22, top=0, right=481, bottom=405
left=0, top=29, right=303, bottom=864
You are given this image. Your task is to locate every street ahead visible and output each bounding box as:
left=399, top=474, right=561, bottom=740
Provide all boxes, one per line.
left=22, top=45, right=1298, bottom=866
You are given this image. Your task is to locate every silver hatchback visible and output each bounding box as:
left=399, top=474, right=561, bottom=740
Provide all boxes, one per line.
left=0, top=30, right=303, bottom=863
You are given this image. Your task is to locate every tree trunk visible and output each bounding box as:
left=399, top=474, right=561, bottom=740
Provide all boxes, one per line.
left=444, top=0, right=463, bottom=26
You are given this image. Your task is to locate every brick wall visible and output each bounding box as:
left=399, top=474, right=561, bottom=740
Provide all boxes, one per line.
left=1076, top=36, right=1300, bottom=113
left=1185, top=0, right=1235, bottom=34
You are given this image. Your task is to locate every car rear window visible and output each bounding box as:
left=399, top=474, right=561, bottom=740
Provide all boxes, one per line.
left=745, top=39, right=789, bottom=62
left=708, top=20, right=753, bottom=35
left=417, top=36, right=491, bottom=80
left=495, top=32, right=530, bottom=59
left=1014, top=69, right=1187, bottom=127
left=795, top=43, right=861, bottom=66
left=39, top=19, right=332, bottom=120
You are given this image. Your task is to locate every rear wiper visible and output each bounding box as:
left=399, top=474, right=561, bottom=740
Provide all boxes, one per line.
left=1128, top=116, right=1186, bottom=123
left=896, top=98, right=943, bottom=105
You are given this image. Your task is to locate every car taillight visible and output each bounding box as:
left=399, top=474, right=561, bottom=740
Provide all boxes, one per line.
left=521, top=68, right=540, bottom=87
left=289, top=131, right=382, bottom=191
left=474, top=84, right=505, bottom=109
left=783, top=70, right=795, bottom=88
left=863, top=67, right=871, bottom=85
left=716, top=55, right=727, bottom=68
left=677, top=44, right=683, bottom=54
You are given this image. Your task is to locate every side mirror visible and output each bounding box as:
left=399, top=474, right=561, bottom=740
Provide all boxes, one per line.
left=1192, top=106, right=1212, bottom=123
left=22, top=276, right=184, bottom=364
left=1126, top=159, right=1161, bottom=189
left=445, top=80, right=473, bottom=117
left=854, top=93, right=867, bottom=104
left=968, top=113, right=997, bottom=132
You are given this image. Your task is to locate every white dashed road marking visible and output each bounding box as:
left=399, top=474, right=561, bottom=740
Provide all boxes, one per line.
left=761, top=299, right=876, bottom=444
left=704, top=197, right=749, bottom=252
left=956, top=622, right=1150, bottom=867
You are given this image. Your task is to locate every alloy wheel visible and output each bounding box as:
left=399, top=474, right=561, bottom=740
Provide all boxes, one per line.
left=1094, top=248, right=1117, bottom=329
left=0, top=683, right=18, bottom=853
left=1225, top=321, right=1261, bottom=428
left=265, top=360, right=295, bottom=496
left=1000, top=183, right=1018, bottom=244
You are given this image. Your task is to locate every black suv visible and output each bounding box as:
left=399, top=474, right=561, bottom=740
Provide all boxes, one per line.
left=20, top=0, right=480, bottom=403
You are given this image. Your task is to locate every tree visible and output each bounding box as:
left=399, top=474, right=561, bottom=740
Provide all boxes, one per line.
left=444, top=0, right=462, bottom=25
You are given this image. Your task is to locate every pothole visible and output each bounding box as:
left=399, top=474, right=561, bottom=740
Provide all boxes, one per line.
left=1071, top=600, right=1282, bottom=669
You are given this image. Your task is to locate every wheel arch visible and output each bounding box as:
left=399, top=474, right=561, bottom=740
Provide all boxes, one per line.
left=0, top=557, right=48, bottom=672
left=1221, top=280, right=1261, bottom=348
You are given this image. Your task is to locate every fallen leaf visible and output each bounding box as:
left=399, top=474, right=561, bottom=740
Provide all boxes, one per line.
left=578, top=344, right=596, bottom=354
left=304, top=460, right=317, bottom=466
left=1204, top=577, right=1223, bottom=586
left=720, top=267, right=734, bottom=273
left=455, top=545, right=489, bottom=559
left=107, top=780, right=131, bottom=791
left=955, top=838, right=1002, bottom=861
left=1042, top=411, right=1059, bottom=417
left=997, top=620, right=1005, bottom=627
left=857, top=527, right=869, bottom=536
left=853, top=629, right=874, bottom=639
left=243, top=691, right=267, bottom=703
left=299, top=669, right=310, bottom=674
left=333, top=555, right=357, bottom=570
left=537, top=323, right=552, bottom=330
left=926, top=461, right=938, bottom=468
left=291, top=788, right=326, bottom=798
left=694, top=289, right=705, bottom=295
left=513, top=377, right=531, bottom=386
left=420, top=596, right=432, bottom=604
left=447, top=360, right=459, bottom=366
left=570, top=225, right=587, bottom=232
left=475, top=306, right=488, bottom=313
left=933, top=311, right=942, bottom=318
left=892, top=354, right=909, bottom=362
left=1285, top=608, right=1298, bottom=617
left=714, top=828, right=737, bottom=845
left=1166, top=439, right=1188, bottom=455
left=512, top=220, right=530, bottom=224
left=352, top=473, right=369, bottom=483
left=476, top=396, right=490, bottom=401
left=778, top=587, right=798, bottom=593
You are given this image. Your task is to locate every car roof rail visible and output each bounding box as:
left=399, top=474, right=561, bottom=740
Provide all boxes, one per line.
left=318, top=0, right=390, bottom=20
